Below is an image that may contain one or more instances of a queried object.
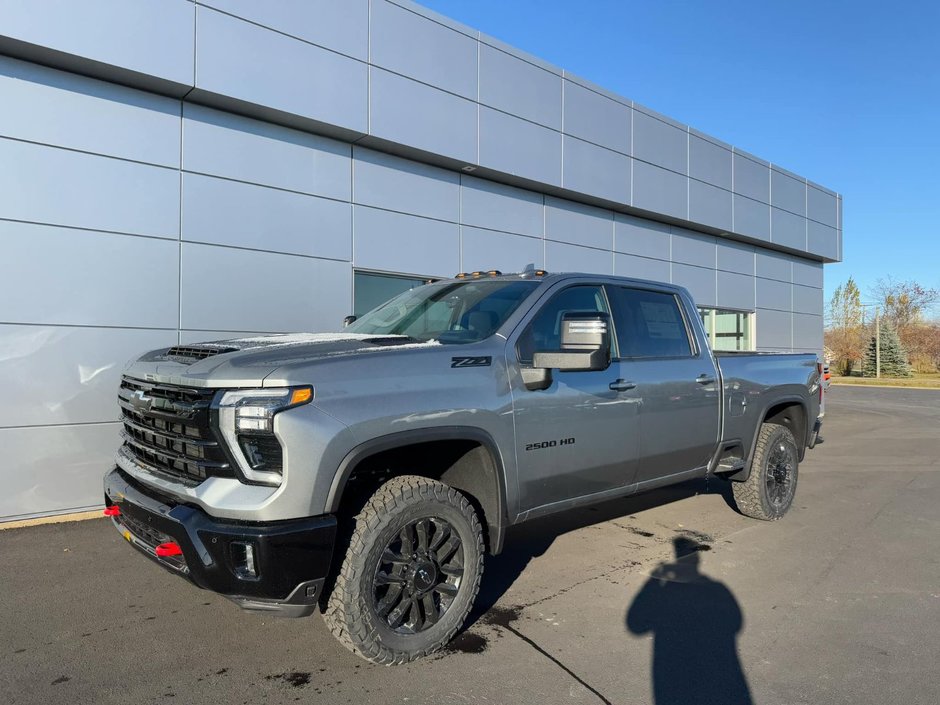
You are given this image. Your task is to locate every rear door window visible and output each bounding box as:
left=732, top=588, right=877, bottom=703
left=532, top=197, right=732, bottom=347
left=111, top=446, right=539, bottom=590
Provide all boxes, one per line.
left=607, top=287, right=693, bottom=359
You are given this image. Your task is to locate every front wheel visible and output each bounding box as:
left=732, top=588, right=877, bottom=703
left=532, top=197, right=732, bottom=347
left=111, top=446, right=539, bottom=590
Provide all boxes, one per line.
left=732, top=422, right=799, bottom=520
left=323, top=475, right=484, bottom=664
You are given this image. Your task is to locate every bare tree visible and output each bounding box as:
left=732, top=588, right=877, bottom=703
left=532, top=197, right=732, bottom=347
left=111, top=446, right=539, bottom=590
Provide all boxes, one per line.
left=871, top=277, right=940, bottom=330
left=825, top=277, right=865, bottom=375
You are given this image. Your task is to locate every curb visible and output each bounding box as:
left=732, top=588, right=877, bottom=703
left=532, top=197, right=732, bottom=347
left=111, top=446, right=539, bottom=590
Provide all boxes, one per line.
left=829, top=382, right=940, bottom=391
left=0, top=509, right=103, bottom=531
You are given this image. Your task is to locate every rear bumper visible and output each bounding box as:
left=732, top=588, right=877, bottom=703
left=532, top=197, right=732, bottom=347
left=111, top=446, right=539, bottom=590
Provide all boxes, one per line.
left=103, top=467, right=336, bottom=617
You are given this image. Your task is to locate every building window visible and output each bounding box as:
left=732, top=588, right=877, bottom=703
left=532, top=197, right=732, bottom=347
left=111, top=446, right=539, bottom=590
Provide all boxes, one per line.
left=698, top=308, right=753, bottom=351
left=353, top=271, right=436, bottom=317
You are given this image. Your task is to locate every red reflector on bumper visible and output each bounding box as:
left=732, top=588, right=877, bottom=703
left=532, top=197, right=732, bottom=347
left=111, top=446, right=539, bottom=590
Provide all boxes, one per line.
left=155, top=542, right=183, bottom=557
left=103, top=506, right=120, bottom=517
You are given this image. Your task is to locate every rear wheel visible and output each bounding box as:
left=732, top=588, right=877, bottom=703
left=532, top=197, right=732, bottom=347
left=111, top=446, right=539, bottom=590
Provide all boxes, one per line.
left=732, top=422, right=799, bottom=520
left=323, top=475, right=484, bottom=664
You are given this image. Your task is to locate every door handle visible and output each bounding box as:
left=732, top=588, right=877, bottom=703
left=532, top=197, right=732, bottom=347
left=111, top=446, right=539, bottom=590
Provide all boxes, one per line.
left=609, top=379, right=637, bottom=392
left=696, top=374, right=716, bottom=385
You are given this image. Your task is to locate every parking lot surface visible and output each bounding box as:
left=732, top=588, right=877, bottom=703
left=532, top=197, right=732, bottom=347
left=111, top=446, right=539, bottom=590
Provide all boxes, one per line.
left=2, top=386, right=939, bottom=704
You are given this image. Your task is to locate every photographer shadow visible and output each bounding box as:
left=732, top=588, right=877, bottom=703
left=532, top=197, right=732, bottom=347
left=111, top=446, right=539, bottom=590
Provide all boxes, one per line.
left=627, top=536, right=753, bottom=705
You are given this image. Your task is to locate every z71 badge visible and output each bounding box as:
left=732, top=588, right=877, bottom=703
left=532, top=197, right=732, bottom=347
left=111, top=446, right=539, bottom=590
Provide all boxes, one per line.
left=450, top=356, right=492, bottom=368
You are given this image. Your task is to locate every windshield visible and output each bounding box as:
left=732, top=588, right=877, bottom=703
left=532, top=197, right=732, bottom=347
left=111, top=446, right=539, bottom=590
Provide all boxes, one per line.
left=347, top=279, right=540, bottom=344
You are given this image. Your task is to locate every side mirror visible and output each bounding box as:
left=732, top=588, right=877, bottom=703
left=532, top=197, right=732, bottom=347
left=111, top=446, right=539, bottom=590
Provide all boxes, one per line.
left=524, top=312, right=612, bottom=390
left=343, top=315, right=357, bottom=327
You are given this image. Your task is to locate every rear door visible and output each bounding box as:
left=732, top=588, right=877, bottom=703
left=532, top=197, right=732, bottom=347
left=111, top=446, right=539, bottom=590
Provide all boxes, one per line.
left=605, top=285, right=720, bottom=485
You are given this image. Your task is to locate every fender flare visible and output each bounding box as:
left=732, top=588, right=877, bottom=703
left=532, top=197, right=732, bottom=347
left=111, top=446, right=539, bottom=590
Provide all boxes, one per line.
left=325, top=426, right=510, bottom=554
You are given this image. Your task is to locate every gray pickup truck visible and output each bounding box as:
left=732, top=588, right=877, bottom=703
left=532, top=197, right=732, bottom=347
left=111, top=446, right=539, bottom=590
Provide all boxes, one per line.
left=104, top=270, right=823, bottom=664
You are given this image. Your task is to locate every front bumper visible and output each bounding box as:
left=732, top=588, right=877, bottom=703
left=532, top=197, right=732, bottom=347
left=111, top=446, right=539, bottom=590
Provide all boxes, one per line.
left=103, top=468, right=336, bottom=617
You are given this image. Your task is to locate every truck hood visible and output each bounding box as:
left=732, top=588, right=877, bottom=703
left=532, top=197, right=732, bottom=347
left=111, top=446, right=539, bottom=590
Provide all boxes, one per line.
left=123, top=332, right=441, bottom=387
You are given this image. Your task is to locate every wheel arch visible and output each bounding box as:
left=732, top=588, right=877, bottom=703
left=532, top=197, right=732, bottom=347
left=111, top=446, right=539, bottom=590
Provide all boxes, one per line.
left=326, top=428, right=509, bottom=555
left=727, top=396, right=809, bottom=482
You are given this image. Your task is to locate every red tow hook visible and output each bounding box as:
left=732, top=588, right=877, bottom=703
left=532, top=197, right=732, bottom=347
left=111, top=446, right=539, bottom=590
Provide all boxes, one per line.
left=103, top=506, right=121, bottom=517
left=155, top=542, right=183, bottom=558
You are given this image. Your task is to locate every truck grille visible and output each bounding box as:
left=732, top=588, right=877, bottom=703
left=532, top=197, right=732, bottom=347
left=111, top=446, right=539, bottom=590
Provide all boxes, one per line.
left=118, top=376, right=234, bottom=485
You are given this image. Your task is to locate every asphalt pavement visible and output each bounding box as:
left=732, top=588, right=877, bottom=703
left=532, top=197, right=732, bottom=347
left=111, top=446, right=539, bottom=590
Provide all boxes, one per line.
left=2, top=386, right=939, bottom=705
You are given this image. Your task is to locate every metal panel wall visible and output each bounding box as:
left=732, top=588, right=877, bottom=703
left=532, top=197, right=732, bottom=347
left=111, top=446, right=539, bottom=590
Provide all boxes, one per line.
left=0, top=1, right=832, bottom=520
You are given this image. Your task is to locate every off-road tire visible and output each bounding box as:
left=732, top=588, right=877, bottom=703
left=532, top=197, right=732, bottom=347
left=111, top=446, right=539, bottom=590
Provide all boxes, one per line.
left=732, top=422, right=799, bottom=521
left=322, top=475, right=484, bottom=664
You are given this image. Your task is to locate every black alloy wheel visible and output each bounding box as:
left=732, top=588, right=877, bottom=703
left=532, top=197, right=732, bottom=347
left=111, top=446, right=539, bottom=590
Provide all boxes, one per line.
left=373, top=517, right=464, bottom=634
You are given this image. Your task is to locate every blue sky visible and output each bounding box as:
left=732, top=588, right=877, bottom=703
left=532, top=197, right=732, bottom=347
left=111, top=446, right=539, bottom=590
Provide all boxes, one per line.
left=419, top=0, right=940, bottom=312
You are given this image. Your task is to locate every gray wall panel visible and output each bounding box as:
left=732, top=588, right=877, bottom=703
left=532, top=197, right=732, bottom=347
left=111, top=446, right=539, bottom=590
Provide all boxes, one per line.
left=771, top=169, right=806, bottom=216
left=717, top=239, right=755, bottom=275
left=689, top=179, right=733, bottom=232
left=461, top=226, right=543, bottom=273
left=672, top=263, right=716, bottom=306
left=632, top=161, right=688, bottom=220
left=613, top=253, right=670, bottom=282
left=0, top=423, right=121, bottom=520
left=0, top=139, right=179, bottom=237
left=183, top=104, right=351, bottom=201
left=717, top=270, right=755, bottom=310
left=371, top=0, right=477, bottom=100
left=614, top=214, right=670, bottom=260
left=756, top=250, right=793, bottom=282
left=562, top=80, right=630, bottom=153
left=807, top=185, right=838, bottom=227
left=181, top=243, right=351, bottom=332
left=545, top=241, right=612, bottom=274
left=1, top=222, right=179, bottom=328
left=197, top=0, right=368, bottom=60
left=733, top=153, right=770, bottom=203
left=733, top=194, right=770, bottom=242
left=460, top=176, right=543, bottom=238
left=181, top=173, right=351, bottom=260
left=353, top=206, right=459, bottom=277
left=479, top=107, right=561, bottom=186
left=479, top=44, right=561, bottom=129
left=793, top=313, right=824, bottom=350
left=545, top=198, right=613, bottom=250
left=792, top=258, right=824, bottom=289
left=562, top=136, right=631, bottom=205
left=807, top=221, right=839, bottom=261
left=689, top=135, right=732, bottom=189
left=196, top=8, right=368, bottom=134
left=793, top=284, right=824, bottom=316
left=0, top=325, right=174, bottom=428
left=771, top=206, right=807, bottom=250
left=757, top=278, right=792, bottom=312
left=0, top=56, right=180, bottom=167
left=0, top=0, right=195, bottom=89
left=633, top=111, right=687, bottom=174
left=353, top=148, right=459, bottom=222
left=671, top=228, right=717, bottom=268
left=370, top=68, right=476, bottom=164
left=756, top=308, right=792, bottom=350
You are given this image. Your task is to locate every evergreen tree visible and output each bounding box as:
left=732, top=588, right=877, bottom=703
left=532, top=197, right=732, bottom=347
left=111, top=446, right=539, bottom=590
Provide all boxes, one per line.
left=862, top=322, right=912, bottom=377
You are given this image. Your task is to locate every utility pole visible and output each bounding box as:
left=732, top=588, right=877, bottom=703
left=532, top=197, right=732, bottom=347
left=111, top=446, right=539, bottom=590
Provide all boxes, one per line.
left=875, top=306, right=881, bottom=379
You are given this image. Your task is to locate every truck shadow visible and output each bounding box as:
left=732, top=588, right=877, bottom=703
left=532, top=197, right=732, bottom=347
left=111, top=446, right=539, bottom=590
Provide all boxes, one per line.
left=626, top=536, right=752, bottom=704
left=468, top=476, right=737, bottom=626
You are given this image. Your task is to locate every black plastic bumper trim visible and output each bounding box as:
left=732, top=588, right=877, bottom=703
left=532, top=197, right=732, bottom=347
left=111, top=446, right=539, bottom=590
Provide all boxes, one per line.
left=104, top=467, right=336, bottom=609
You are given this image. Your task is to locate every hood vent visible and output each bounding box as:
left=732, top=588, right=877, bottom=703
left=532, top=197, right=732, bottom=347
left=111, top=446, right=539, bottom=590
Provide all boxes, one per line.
left=164, top=345, right=238, bottom=362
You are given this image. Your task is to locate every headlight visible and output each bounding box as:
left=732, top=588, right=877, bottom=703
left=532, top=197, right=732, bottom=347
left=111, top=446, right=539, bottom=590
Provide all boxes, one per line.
left=216, top=387, right=312, bottom=486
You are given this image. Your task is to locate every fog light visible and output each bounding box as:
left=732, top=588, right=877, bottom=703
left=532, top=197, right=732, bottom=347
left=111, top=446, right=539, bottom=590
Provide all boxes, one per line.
left=231, top=541, right=258, bottom=580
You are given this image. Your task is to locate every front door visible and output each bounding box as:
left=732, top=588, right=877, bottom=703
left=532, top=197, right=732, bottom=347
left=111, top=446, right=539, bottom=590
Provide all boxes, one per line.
left=509, top=284, right=640, bottom=513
